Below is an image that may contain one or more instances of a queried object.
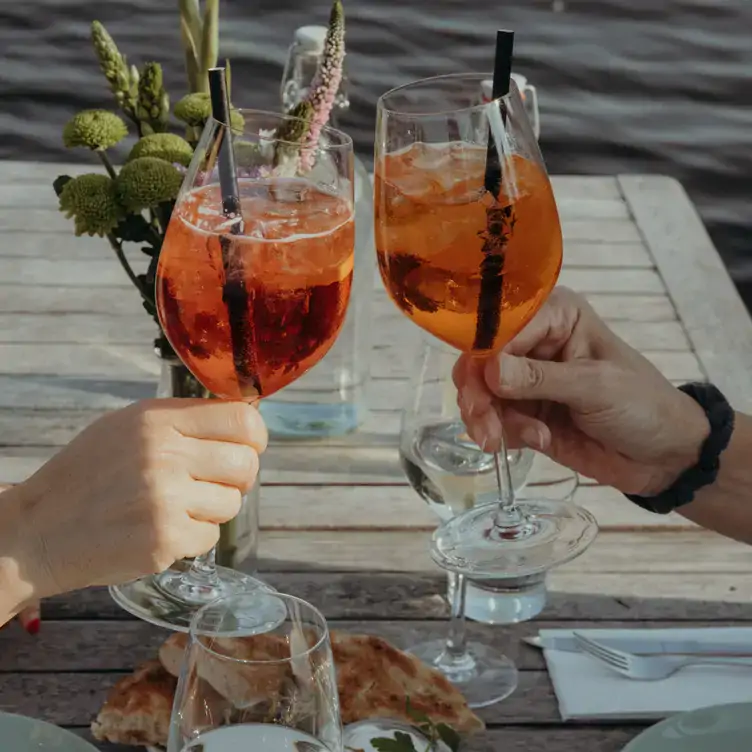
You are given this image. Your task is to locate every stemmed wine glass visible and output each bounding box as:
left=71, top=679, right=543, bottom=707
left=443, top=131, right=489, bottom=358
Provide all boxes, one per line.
left=110, top=106, right=355, bottom=631
left=167, top=590, right=342, bottom=752
left=399, top=335, right=534, bottom=706
left=374, top=72, right=597, bottom=583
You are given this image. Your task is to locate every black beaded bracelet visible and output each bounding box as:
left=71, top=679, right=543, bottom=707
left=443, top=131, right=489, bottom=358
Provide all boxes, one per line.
left=624, top=382, right=735, bottom=515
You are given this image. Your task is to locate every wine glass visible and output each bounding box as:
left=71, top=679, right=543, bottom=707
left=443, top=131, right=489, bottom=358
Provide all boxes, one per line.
left=399, top=335, right=534, bottom=706
left=464, top=461, right=579, bottom=624
left=374, top=73, right=597, bottom=581
left=167, top=590, right=342, bottom=752
left=110, top=110, right=355, bottom=630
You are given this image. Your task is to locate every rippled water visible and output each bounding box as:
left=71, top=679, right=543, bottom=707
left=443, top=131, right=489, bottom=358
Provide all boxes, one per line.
left=0, top=0, right=749, bottom=302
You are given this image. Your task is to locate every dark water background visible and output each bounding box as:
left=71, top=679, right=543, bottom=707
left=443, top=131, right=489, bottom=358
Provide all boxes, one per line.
left=0, top=0, right=749, bottom=303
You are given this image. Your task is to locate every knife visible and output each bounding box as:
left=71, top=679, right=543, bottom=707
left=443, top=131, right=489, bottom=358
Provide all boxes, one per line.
left=523, top=635, right=752, bottom=656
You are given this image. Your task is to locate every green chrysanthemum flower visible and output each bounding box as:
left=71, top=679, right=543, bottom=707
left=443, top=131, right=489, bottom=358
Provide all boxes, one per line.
left=174, top=92, right=211, bottom=126
left=63, top=110, right=128, bottom=150
left=173, top=92, right=244, bottom=131
left=58, top=173, right=124, bottom=237
left=115, top=157, right=184, bottom=212
left=127, top=133, right=194, bottom=167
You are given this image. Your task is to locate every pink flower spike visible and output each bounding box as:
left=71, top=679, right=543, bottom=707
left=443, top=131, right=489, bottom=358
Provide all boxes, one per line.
left=300, top=0, right=345, bottom=171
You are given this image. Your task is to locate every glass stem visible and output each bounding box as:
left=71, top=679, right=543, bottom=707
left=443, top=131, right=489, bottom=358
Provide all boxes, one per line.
left=492, top=416, right=526, bottom=529
left=444, top=572, right=469, bottom=660
left=184, top=546, right=221, bottom=589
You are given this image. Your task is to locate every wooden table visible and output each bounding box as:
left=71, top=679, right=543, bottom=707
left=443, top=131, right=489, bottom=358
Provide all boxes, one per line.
left=1, top=162, right=752, bottom=750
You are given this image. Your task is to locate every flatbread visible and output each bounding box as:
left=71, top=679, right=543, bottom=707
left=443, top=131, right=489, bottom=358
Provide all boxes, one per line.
left=91, top=660, right=175, bottom=747
left=93, top=630, right=484, bottom=747
left=330, top=632, right=484, bottom=733
left=161, top=630, right=483, bottom=733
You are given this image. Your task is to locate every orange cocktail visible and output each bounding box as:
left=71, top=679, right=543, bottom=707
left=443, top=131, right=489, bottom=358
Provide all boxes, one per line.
left=375, top=142, right=562, bottom=354
left=157, top=178, right=354, bottom=400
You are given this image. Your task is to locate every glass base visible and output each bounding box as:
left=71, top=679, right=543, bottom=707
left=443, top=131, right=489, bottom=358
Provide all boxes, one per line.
left=459, top=573, right=547, bottom=625
left=432, top=499, right=598, bottom=579
left=109, top=559, right=275, bottom=632
left=259, top=399, right=360, bottom=438
left=408, top=639, right=518, bottom=708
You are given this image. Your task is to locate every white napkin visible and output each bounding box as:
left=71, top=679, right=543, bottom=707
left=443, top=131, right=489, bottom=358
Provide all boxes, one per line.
left=541, top=628, right=752, bottom=721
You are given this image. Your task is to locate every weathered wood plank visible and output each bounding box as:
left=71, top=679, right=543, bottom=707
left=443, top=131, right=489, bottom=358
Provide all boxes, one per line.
left=561, top=219, right=642, bottom=244
left=0, top=247, right=657, bottom=292
left=4, top=617, right=747, bottom=674
left=564, top=242, right=652, bottom=268
left=0, top=669, right=571, bottom=727
left=0, top=205, right=643, bottom=243
left=0, top=313, right=691, bottom=358
left=0, top=284, right=145, bottom=315
left=40, top=574, right=752, bottom=622
left=586, top=294, right=676, bottom=321
left=250, top=530, right=750, bottom=575
left=367, top=349, right=704, bottom=382
left=257, top=484, right=694, bottom=531
left=619, top=175, right=752, bottom=413
left=553, top=198, right=630, bottom=220
left=0, top=229, right=652, bottom=270
left=0, top=162, right=620, bottom=197
left=551, top=174, right=621, bottom=199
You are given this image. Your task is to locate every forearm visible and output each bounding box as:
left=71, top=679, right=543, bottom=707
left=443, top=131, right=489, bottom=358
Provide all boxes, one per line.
left=678, top=412, right=752, bottom=543
left=0, top=484, right=48, bottom=625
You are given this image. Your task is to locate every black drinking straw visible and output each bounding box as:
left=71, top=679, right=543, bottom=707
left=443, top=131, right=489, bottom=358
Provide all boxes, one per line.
left=208, top=66, right=242, bottom=231
left=483, top=30, right=514, bottom=196
left=474, top=30, right=515, bottom=352
left=207, top=66, right=261, bottom=395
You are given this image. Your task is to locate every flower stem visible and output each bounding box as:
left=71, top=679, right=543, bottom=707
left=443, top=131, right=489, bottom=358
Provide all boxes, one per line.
left=106, top=233, right=145, bottom=295
left=97, top=150, right=118, bottom=179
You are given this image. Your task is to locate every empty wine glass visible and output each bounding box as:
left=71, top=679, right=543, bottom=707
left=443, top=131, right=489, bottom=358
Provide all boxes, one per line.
left=399, top=335, right=534, bottom=706
left=168, top=590, right=342, bottom=752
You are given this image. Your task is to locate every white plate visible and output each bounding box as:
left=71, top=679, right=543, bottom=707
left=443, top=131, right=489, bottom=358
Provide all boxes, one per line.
left=0, top=711, right=98, bottom=751
left=623, top=703, right=752, bottom=751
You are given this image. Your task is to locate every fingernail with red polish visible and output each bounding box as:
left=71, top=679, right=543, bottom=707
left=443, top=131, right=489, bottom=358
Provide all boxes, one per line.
left=25, top=618, right=40, bottom=636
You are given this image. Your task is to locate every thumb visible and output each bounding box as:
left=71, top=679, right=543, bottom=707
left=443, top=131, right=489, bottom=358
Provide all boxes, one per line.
left=484, top=353, right=599, bottom=410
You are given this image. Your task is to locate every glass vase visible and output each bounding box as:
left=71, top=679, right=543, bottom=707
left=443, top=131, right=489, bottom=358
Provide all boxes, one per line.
left=258, top=153, right=374, bottom=438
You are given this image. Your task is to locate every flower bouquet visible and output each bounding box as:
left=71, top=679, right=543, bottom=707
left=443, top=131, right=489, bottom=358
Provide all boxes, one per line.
left=52, top=0, right=345, bottom=562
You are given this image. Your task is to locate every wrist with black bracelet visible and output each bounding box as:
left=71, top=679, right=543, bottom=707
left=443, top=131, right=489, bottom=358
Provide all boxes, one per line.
left=624, top=382, right=736, bottom=515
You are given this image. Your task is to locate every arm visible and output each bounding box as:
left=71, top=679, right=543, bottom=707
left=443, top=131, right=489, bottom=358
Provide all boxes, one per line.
left=454, top=287, right=752, bottom=546
left=679, top=413, right=752, bottom=543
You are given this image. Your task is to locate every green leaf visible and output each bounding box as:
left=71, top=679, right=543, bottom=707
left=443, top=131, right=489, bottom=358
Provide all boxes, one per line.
left=53, top=174, right=73, bottom=198
left=200, top=0, right=219, bottom=85
left=436, top=724, right=461, bottom=752
left=370, top=732, right=417, bottom=752
left=114, top=213, right=154, bottom=243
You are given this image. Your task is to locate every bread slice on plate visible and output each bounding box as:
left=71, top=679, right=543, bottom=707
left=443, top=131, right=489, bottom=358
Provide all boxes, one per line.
left=91, top=660, right=175, bottom=748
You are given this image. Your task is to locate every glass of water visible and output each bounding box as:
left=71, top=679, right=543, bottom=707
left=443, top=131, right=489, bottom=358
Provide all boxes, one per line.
left=398, top=335, right=534, bottom=707
left=167, top=590, right=342, bottom=752
left=463, top=456, right=579, bottom=624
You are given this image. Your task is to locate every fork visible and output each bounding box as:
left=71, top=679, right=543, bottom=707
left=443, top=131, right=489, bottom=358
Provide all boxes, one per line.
left=573, top=631, right=752, bottom=681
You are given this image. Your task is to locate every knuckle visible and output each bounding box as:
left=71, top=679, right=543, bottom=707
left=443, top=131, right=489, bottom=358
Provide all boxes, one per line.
left=521, top=358, right=546, bottom=389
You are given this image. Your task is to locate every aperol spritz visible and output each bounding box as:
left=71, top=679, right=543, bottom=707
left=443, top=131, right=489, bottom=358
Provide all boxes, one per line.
left=158, top=179, right=354, bottom=401
left=376, top=143, right=561, bottom=354
left=110, top=108, right=355, bottom=631
left=375, top=73, right=596, bottom=586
